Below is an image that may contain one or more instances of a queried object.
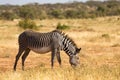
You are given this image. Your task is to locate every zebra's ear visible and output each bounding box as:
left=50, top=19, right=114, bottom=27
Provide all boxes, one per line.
left=76, top=48, right=81, bottom=53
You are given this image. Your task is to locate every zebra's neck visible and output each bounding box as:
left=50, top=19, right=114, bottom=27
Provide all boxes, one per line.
left=52, top=30, right=77, bottom=56
left=62, top=35, right=76, bottom=56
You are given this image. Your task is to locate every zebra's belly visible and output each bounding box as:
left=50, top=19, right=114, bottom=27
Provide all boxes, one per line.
left=29, top=47, right=51, bottom=54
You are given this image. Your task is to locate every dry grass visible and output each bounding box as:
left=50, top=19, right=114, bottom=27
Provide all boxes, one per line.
left=0, top=16, right=120, bottom=80
left=0, top=65, right=120, bottom=80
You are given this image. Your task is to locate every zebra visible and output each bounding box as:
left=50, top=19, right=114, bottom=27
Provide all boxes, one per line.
left=13, top=30, right=81, bottom=71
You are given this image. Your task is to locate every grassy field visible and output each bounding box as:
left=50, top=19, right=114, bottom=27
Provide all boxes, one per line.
left=0, top=16, right=120, bottom=80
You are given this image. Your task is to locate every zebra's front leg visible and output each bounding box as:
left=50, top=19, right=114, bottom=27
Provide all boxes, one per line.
left=51, top=49, right=56, bottom=68
left=56, top=50, right=61, bottom=67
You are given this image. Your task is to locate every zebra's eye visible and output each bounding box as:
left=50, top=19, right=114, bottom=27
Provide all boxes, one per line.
left=76, top=57, right=79, bottom=60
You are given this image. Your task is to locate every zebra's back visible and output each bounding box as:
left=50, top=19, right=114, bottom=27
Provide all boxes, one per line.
left=18, top=30, right=62, bottom=53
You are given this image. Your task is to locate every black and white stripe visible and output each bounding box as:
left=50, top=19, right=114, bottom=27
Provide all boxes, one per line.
left=62, top=35, right=76, bottom=56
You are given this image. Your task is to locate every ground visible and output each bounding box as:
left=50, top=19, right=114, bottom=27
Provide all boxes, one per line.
left=0, top=16, right=120, bottom=80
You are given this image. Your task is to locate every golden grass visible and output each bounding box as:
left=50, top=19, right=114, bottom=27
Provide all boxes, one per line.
left=0, top=65, right=120, bottom=80
left=0, top=16, right=120, bottom=80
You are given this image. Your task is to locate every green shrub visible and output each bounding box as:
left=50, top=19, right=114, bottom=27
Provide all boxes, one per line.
left=18, top=19, right=38, bottom=30
left=101, top=34, right=110, bottom=38
left=56, top=23, right=70, bottom=30
left=0, top=11, right=18, bottom=20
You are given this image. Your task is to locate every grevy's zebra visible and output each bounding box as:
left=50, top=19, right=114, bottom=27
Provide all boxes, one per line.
left=13, top=30, right=81, bottom=71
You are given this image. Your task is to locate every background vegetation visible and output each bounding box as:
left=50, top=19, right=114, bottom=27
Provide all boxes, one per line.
left=0, top=0, right=120, bottom=20
left=18, top=19, right=38, bottom=29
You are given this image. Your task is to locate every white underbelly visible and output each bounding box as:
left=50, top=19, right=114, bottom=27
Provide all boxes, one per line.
left=29, top=47, right=51, bottom=53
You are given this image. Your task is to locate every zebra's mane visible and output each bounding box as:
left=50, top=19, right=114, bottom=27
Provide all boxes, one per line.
left=52, top=30, right=77, bottom=47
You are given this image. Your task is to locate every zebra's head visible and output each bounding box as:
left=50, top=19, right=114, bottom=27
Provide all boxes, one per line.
left=59, top=30, right=81, bottom=67
left=69, top=48, right=81, bottom=67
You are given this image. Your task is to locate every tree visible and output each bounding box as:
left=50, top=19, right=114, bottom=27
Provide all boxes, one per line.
left=18, top=6, right=35, bottom=19
left=64, top=10, right=78, bottom=18
left=96, top=6, right=107, bottom=16
left=0, top=11, right=17, bottom=20
left=50, top=9, right=63, bottom=18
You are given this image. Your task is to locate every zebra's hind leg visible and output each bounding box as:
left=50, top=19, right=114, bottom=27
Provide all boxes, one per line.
left=13, top=47, right=25, bottom=71
left=22, top=48, right=30, bottom=70
left=56, top=50, right=61, bottom=67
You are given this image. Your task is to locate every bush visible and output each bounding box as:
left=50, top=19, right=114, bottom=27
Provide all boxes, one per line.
left=50, top=10, right=62, bottom=18
left=64, top=10, right=78, bottom=18
left=18, top=19, right=38, bottom=30
left=19, top=6, right=35, bottom=19
left=101, top=34, right=110, bottom=38
left=0, top=11, right=18, bottom=20
left=56, top=23, right=70, bottom=30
